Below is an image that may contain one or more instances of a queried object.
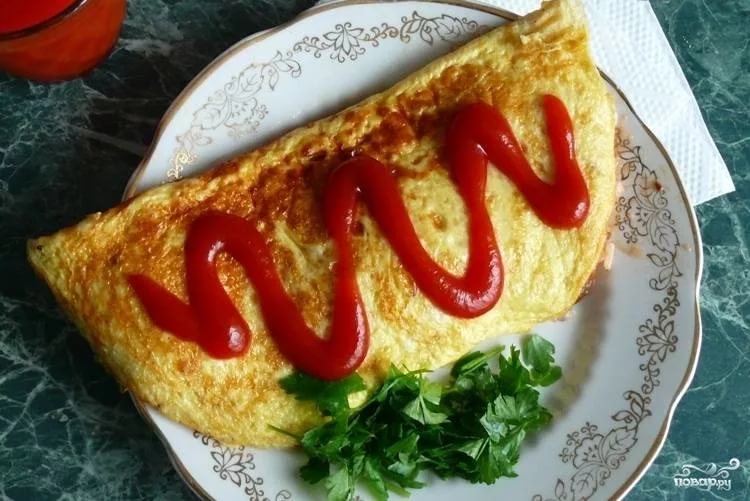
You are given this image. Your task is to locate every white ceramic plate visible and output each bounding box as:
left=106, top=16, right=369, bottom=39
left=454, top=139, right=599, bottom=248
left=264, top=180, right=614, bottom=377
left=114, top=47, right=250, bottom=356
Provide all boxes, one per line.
left=124, top=1, right=702, bottom=499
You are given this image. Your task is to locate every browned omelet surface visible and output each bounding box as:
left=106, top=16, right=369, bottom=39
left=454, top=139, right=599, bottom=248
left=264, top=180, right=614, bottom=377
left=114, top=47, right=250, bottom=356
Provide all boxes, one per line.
left=27, top=0, right=615, bottom=447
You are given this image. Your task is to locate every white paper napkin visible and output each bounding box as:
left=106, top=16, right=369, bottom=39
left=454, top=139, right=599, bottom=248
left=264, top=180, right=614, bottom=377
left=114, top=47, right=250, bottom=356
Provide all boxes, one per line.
left=316, top=0, right=735, bottom=205
left=482, top=0, right=735, bottom=205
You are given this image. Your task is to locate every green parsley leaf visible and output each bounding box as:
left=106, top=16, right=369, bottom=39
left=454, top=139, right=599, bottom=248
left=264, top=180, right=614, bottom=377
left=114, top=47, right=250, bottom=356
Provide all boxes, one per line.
left=279, top=372, right=366, bottom=418
left=276, top=335, right=561, bottom=500
left=384, top=432, right=419, bottom=457
left=496, top=346, right=529, bottom=395
left=300, top=457, right=330, bottom=484
left=450, top=345, right=505, bottom=378
left=362, top=458, right=388, bottom=501
left=490, top=393, right=536, bottom=424
left=325, top=467, right=353, bottom=501
left=479, top=407, right=509, bottom=441
left=402, top=377, right=448, bottom=424
left=521, top=334, right=562, bottom=387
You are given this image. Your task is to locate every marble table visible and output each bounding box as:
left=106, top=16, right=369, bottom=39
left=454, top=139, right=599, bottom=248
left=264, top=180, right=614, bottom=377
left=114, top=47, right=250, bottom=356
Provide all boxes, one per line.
left=0, top=1, right=747, bottom=499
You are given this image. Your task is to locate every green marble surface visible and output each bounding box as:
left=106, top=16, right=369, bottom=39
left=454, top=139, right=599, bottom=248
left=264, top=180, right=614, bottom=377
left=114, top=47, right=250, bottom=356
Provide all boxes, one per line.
left=0, top=0, right=747, bottom=499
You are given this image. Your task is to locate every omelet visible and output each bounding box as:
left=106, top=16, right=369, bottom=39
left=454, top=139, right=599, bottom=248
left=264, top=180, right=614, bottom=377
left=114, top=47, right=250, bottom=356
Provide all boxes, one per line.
left=28, top=0, right=615, bottom=447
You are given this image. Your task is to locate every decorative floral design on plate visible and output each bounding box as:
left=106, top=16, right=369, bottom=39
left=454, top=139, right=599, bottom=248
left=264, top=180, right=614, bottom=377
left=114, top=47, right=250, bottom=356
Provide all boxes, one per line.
left=532, top=130, right=683, bottom=501
left=167, top=11, right=483, bottom=180
left=168, top=51, right=302, bottom=179
left=293, top=22, right=399, bottom=62
left=194, top=431, right=293, bottom=501
left=398, top=11, right=482, bottom=44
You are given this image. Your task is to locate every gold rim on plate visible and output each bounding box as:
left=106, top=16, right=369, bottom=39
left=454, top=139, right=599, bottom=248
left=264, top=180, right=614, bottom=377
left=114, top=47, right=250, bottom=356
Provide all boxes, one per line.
left=122, top=1, right=703, bottom=499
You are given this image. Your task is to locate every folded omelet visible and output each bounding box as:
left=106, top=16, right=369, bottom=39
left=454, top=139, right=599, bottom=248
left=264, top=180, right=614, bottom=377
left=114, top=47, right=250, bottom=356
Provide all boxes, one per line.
left=28, top=0, right=615, bottom=446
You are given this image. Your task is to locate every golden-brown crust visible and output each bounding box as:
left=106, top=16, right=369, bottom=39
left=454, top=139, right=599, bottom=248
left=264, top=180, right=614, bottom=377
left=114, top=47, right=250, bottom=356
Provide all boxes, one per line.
left=27, top=0, right=616, bottom=447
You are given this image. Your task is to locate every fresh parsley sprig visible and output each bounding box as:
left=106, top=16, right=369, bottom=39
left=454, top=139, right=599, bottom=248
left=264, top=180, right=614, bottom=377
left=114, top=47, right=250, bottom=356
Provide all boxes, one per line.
left=277, top=334, right=561, bottom=501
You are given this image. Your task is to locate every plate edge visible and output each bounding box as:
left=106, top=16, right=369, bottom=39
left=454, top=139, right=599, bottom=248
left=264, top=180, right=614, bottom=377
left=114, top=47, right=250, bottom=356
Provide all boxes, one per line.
left=602, top=75, right=704, bottom=501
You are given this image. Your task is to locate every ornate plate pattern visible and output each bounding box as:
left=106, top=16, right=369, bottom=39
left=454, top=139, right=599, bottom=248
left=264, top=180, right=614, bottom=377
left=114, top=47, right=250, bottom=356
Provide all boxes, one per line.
left=124, top=2, right=702, bottom=500
left=161, top=10, right=483, bottom=180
